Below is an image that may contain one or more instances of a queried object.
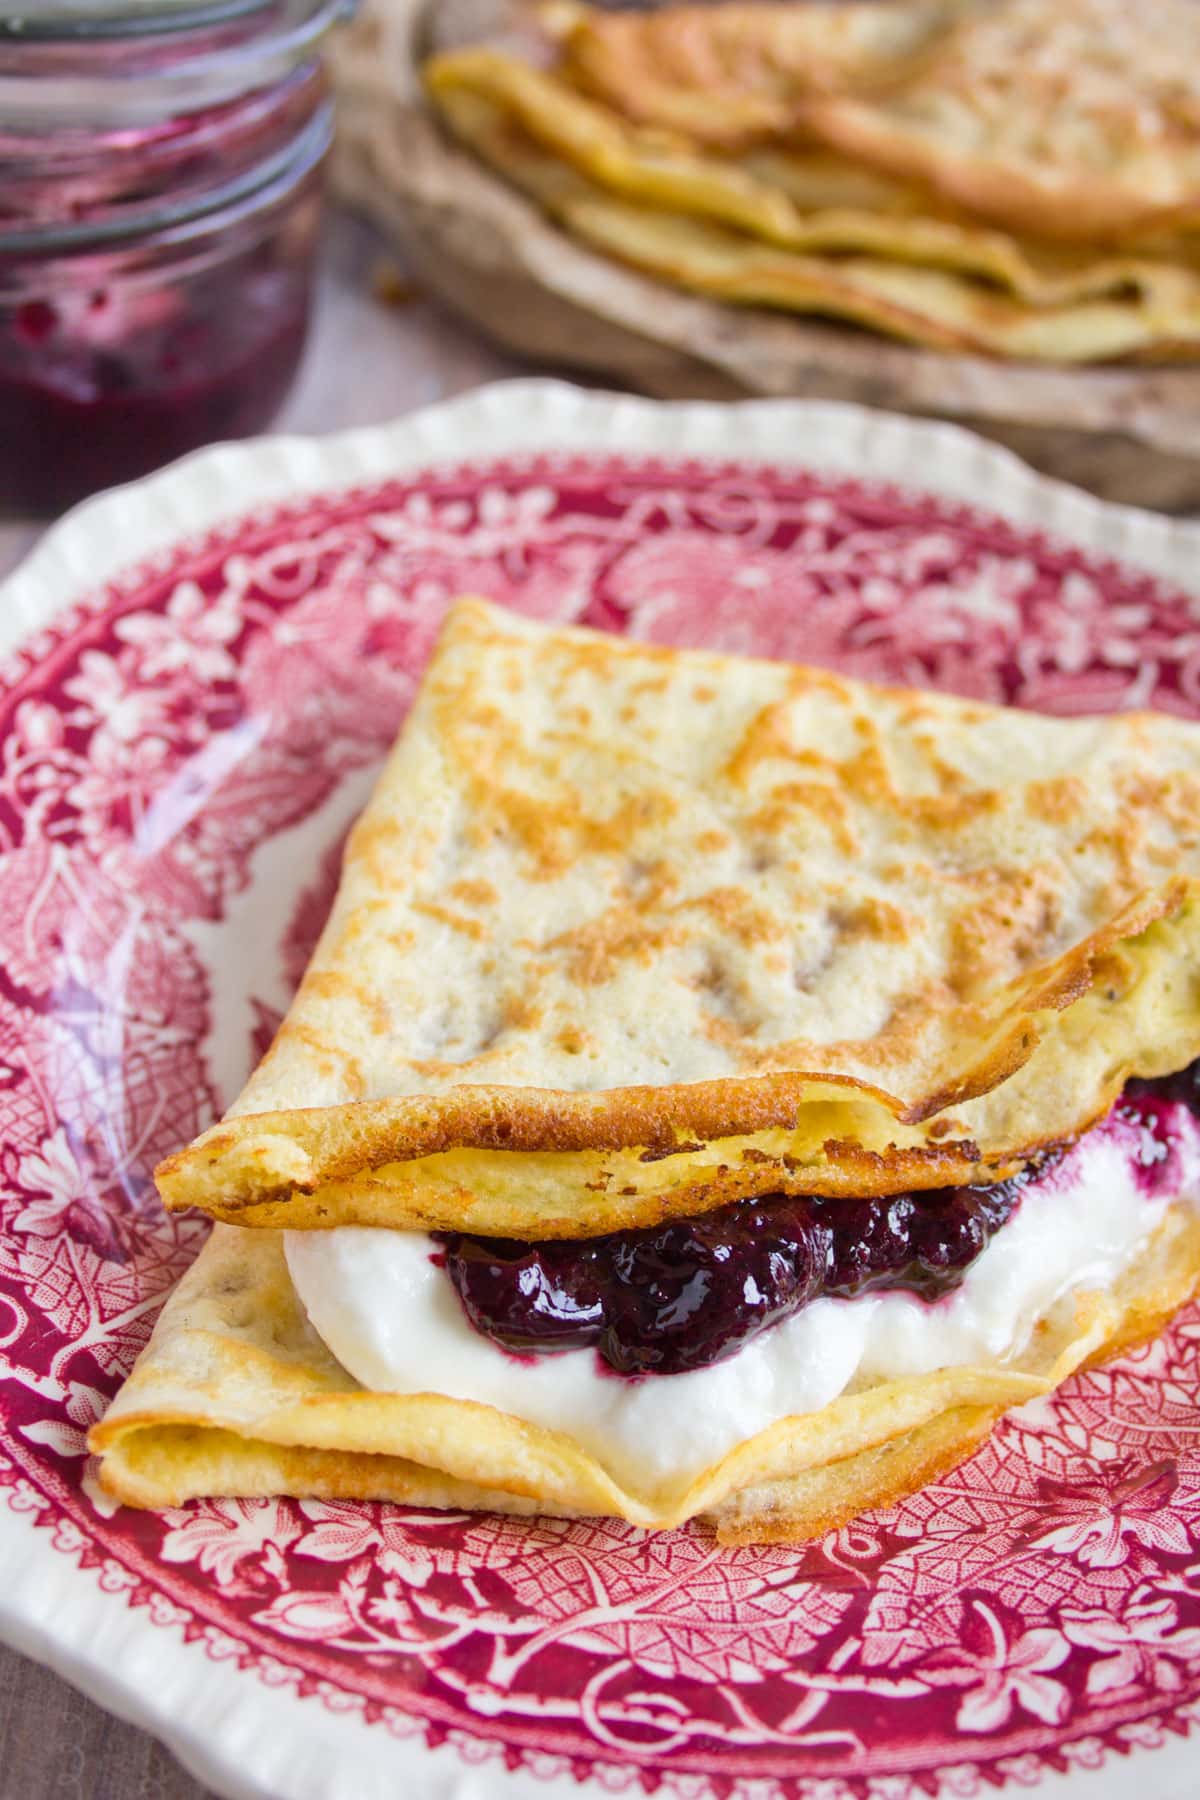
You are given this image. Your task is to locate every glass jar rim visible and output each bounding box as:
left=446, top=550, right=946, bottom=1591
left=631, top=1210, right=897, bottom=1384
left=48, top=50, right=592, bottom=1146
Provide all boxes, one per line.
left=0, top=1, right=318, bottom=43
left=2, top=2, right=253, bottom=41
left=0, top=0, right=353, bottom=127
left=0, top=95, right=331, bottom=256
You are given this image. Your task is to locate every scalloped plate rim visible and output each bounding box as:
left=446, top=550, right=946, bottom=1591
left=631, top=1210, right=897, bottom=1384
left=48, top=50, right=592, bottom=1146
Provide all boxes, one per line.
left=5, top=377, right=1200, bottom=1800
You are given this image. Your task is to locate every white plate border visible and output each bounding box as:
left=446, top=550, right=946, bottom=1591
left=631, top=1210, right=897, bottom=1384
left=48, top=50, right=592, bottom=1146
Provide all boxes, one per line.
left=4, top=378, right=1200, bottom=1800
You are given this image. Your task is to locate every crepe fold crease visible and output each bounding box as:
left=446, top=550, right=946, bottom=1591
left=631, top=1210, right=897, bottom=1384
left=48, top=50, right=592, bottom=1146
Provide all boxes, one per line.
left=158, top=598, right=1200, bottom=1238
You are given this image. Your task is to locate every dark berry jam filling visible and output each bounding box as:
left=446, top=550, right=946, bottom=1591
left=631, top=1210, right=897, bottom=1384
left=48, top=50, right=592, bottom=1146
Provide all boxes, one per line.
left=0, top=59, right=331, bottom=511
left=438, top=1171, right=1036, bottom=1378
left=439, top=1056, right=1200, bottom=1380
left=1127, top=1059, right=1200, bottom=1115
left=0, top=256, right=313, bottom=513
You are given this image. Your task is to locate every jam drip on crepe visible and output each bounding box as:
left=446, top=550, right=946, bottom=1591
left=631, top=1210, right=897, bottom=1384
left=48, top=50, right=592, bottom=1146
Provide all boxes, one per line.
left=441, top=1060, right=1200, bottom=1378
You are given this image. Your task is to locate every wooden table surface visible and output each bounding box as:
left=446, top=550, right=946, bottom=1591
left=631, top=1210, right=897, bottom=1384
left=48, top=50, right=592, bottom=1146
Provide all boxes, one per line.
left=0, top=207, right=522, bottom=1800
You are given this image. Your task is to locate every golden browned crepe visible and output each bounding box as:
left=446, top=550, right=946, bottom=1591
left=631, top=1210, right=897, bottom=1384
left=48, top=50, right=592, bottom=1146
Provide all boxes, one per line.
left=158, top=599, right=1200, bottom=1236
left=428, top=75, right=1200, bottom=362
left=89, top=1209, right=1200, bottom=1538
left=562, top=0, right=1200, bottom=243
left=559, top=0, right=962, bottom=148
left=93, top=598, right=1200, bottom=1541
left=426, top=50, right=1200, bottom=309
left=422, top=2, right=1200, bottom=367
left=798, top=0, right=1200, bottom=242
left=416, top=0, right=1200, bottom=365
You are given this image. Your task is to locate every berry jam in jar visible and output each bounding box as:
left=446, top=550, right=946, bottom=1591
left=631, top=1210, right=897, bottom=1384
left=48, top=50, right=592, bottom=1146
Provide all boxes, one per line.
left=0, top=1, right=351, bottom=513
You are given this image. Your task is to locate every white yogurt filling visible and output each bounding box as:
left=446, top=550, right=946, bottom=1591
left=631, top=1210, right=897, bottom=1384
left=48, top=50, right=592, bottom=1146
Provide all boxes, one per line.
left=285, top=1105, right=1200, bottom=1490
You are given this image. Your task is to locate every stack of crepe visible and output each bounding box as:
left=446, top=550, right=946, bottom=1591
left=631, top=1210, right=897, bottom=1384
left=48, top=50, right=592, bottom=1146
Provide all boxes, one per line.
left=420, top=0, right=1200, bottom=363
left=92, top=598, right=1200, bottom=1542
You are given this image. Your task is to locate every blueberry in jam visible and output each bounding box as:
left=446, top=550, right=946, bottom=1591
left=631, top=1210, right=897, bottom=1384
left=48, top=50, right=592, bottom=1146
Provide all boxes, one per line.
left=441, top=1054, right=1200, bottom=1380
left=438, top=1167, right=1036, bottom=1378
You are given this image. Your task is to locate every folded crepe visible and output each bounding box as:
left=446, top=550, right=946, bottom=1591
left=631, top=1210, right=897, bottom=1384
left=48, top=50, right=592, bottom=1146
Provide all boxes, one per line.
left=424, top=60, right=1200, bottom=362
left=426, top=49, right=1200, bottom=310
left=87, top=1208, right=1200, bottom=1540
left=159, top=598, right=1200, bottom=1230
left=92, top=600, right=1200, bottom=1539
left=562, top=0, right=1200, bottom=243
left=797, top=0, right=1200, bottom=243
left=558, top=0, right=963, bottom=148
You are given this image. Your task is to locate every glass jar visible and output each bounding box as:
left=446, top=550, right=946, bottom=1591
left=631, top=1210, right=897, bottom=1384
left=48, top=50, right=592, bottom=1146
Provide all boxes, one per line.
left=0, top=1, right=353, bottom=513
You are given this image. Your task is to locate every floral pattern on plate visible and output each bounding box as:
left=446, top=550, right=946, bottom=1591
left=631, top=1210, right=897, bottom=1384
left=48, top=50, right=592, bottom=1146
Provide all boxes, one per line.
left=4, top=447, right=1200, bottom=1799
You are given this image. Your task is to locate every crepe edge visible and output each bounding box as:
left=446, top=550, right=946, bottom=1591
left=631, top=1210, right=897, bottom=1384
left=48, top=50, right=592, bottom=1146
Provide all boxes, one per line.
left=88, top=1207, right=1200, bottom=1544
left=155, top=876, right=1200, bottom=1233
left=427, top=82, right=1200, bottom=362
left=797, top=91, right=1200, bottom=245
left=424, top=47, right=1200, bottom=309
left=712, top=1217, right=1200, bottom=1543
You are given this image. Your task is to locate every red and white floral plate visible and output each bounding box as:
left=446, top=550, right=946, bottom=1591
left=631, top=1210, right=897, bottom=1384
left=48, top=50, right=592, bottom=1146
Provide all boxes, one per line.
left=5, top=381, right=1200, bottom=1800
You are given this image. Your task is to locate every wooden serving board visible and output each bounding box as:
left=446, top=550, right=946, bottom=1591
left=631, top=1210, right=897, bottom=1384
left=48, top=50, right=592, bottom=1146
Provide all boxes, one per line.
left=332, top=0, right=1200, bottom=511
